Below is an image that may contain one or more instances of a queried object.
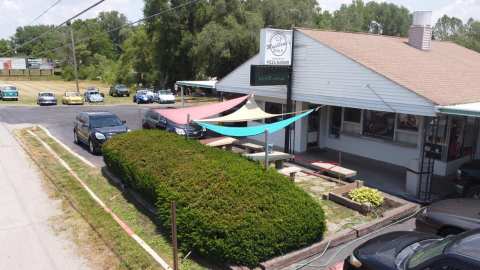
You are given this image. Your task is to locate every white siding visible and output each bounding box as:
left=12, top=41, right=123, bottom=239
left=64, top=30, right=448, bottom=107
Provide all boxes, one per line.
left=292, top=32, right=437, bottom=116
left=216, top=54, right=286, bottom=99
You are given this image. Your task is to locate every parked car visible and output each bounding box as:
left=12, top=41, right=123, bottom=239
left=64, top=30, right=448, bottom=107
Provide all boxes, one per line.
left=456, top=160, right=480, bottom=199
left=133, top=89, right=154, bottom=104
left=0, top=85, right=19, bottom=101
left=62, top=91, right=84, bottom=105
left=416, top=199, right=480, bottom=237
left=73, top=112, right=129, bottom=154
left=142, top=109, right=206, bottom=138
left=343, top=229, right=480, bottom=270
left=37, top=92, right=57, bottom=106
left=109, top=84, right=130, bottom=97
left=84, top=88, right=104, bottom=103
left=153, top=89, right=175, bottom=104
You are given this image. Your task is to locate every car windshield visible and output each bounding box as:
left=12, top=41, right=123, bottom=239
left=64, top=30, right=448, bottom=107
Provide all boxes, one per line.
left=159, top=90, right=172, bottom=95
left=407, top=236, right=455, bottom=269
left=40, top=93, right=54, bottom=97
left=3, top=86, right=17, bottom=91
left=138, top=90, right=148, bottom=95
left=90, top=116, right=123, bottom=128
left=117, top=84, right=127, bottom=89
left=66, top=92, right=80, bottom=97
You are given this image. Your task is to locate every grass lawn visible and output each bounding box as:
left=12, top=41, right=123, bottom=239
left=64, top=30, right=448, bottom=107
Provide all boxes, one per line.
left=16, top=127, right=211, bottom=270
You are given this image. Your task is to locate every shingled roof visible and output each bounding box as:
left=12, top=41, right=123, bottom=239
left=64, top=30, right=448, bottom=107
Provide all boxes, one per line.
left=298, top=28, right=480, bottom=106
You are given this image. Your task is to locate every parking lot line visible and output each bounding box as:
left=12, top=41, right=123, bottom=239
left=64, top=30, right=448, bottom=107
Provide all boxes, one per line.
left=26, top=129, right=173, bottom=270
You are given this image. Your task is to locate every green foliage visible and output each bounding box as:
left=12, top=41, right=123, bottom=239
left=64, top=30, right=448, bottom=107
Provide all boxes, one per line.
left=102, top=130, right=326, bottom=267
left=348, top=187, right=384, bottom=208
left=434, top=16, right=480, bottom=53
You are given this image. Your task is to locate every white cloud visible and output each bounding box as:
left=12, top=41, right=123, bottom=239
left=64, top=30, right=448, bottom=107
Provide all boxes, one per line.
left=433, top=0, right=480, bottom=22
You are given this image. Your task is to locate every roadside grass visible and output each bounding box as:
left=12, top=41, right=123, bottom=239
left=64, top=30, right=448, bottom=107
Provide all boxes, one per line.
left=17, top=127, right=209, bottom=270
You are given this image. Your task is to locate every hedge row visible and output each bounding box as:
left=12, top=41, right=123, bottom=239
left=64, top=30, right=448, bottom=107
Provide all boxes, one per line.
left=103, top=130, right=326, bottom=267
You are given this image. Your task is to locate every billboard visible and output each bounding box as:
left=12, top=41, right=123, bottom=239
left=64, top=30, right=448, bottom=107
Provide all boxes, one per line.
left=27, top=58, right=54, bottom=70
left=0, top=58, right=27, bottom=70
left=259, top=28, right=293, bottom=66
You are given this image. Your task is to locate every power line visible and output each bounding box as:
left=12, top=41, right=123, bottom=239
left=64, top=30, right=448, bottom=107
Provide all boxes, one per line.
left=1, top=0, right=106, bottom=56
left=29, top=0, right=62, bottom=25
left=29, top=0, right=200, bottom=58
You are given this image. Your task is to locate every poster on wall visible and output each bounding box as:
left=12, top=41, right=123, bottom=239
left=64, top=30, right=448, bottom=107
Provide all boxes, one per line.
left=259, top=28, right=293, bottom=66
left=0, top=58, right=27, bottom=70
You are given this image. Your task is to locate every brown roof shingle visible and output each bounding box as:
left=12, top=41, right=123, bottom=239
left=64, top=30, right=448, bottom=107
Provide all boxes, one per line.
left=298, top=28, right=480, bottom=106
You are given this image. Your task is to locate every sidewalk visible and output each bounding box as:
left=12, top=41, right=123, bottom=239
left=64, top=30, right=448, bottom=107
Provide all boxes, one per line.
left=0, top=123, right=89, bottom=270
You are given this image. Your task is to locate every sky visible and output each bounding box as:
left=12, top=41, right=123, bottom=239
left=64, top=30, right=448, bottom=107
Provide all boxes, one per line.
left=1, top=0, right=480, bottom=39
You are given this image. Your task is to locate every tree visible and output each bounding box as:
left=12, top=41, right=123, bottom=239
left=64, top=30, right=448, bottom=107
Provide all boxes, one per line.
left=434, top=15, right=464, bottom=40
left=98, top=11, right=131, bottom=54
left=0, top=39, right=10, bottom=56
left=11, top=25, right=65, bottom=58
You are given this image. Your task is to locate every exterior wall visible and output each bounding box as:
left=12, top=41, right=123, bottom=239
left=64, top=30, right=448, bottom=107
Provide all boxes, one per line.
left=216, top=54, right=286, bottom=99
left=248, top=96, right=286, bottom=150
left=292, top=31, right=437, bottom=116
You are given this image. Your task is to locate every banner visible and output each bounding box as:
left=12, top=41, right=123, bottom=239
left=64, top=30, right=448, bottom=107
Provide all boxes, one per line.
left=0, top=58, right=27, bottom=70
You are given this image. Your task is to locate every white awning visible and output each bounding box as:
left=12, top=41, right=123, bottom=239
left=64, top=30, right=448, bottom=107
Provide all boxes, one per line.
left=438, top=102, right=480, bottom=118
left=175, top=80, right=217, bottom=89
left=198, top=95, right=281, bottom=123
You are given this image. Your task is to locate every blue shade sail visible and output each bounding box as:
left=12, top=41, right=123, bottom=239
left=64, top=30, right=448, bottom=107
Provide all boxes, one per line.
left=195, top=110, right=314, bottom=137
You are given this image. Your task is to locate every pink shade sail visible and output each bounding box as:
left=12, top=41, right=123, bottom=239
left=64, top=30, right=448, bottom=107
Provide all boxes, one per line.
left=154, top=95, right=249, bottom=125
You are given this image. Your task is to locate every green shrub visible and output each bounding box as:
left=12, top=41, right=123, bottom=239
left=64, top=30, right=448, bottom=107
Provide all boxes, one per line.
left=348, top=187, right=384, bottom=207
left=103, top=130, right=326, bottom=267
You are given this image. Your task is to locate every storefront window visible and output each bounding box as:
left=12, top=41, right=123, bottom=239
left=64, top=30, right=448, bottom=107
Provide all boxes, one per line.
left=397, top=114, right=420, bottom=131
left=343, top=108, right=362, bottom=135
left=330, top=106, right=342, bottom=138
left=363, top=110, right=396, bottom=140
left=265, top=102, right=284, bottom=124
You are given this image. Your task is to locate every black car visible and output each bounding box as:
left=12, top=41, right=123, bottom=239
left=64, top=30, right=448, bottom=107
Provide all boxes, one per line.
left=456, top=160, right=480, bottom=199
left=109, top=84, right=130, bottom=97
left=142, top=109, right=206, bottom=138
left=73, top=112, right=129, bottom=154
left=343, top=229, right=480, bottom=270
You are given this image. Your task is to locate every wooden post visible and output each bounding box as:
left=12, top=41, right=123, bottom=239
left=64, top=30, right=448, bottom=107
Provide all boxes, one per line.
left=171, top=201, right=179, bottom=270
left=181, top=86, right=185, bottom=107
left=264, top=129, right=269, bottom=170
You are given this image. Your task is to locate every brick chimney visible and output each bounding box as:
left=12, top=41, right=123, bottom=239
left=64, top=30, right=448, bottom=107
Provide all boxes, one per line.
left=408, top=11, right=432, bottom=51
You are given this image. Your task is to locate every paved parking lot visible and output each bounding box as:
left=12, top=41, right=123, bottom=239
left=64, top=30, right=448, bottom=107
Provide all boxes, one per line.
left=0, top=104, right=166, bottom=166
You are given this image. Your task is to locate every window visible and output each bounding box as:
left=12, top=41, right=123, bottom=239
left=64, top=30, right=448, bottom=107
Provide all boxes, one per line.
left=265, top=102, right=284, bottom=124
left=363, top=110, right=395, bottom=140
left=407, top=237, right=454, bottom=269
left=343, top=108, right=362, bottom=135
left=329, top=106, right=342, bottom=138
left=344, top=108, right=361, bottom=123
left=398, top=114, right=420, bottom=132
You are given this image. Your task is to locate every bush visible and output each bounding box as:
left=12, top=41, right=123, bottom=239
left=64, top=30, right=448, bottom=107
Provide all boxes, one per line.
left=348, top=187, right=384, bottom=207
left=103, top=130, right=326, bottom=267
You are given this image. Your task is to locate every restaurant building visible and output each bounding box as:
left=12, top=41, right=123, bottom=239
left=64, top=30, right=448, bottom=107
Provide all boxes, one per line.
left=216, top=12, right=480, bottom=200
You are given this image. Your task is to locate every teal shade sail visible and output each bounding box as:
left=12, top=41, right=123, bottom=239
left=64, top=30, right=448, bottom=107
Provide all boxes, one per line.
left=195, top=109, right=314, bottom=137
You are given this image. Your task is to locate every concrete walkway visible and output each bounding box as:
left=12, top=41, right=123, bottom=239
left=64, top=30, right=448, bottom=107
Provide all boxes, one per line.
left=0, top=123, right=89, bottom=270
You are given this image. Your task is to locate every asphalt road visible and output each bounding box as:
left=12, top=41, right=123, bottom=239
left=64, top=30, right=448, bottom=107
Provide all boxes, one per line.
left=0, top=104, right=418, bottom=269
left=0, top=104, right=166, bottom=167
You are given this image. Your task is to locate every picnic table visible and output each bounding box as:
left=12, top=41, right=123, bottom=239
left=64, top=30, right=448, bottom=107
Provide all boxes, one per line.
left=243, top=151, right=293, bottom=169
left=234, top=142, right=264, bottom=153
left=199, top=136, right=238, bottom=150
left=311, top=162, right=357, bottom=179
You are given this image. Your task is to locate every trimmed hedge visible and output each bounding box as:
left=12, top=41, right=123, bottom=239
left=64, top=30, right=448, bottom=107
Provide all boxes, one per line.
left=103, top=130, right=325, bottom=267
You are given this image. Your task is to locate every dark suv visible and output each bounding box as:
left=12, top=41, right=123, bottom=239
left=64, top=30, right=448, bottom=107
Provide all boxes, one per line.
left=73, top=112, right=129, bottom=154
left=344, top=229, right=480, bottom=270
left=456, top=160, right=480, bottom=199
left=142, top=109, right=206, bottom=138
left=109, top=84, right=130, bottom=97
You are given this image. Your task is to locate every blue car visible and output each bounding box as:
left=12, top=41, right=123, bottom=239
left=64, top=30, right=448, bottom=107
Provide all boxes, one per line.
left=0, top=85, right=19, bottom=101
left=133, top=89, right=154, bottom=104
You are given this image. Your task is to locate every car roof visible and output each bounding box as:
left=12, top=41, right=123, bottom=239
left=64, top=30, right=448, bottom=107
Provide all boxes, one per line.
left=39, top=91, right=54, bottom=94
left=445, top=229, right=480, bottom=262
left=82, top=112, right=116, bottom=117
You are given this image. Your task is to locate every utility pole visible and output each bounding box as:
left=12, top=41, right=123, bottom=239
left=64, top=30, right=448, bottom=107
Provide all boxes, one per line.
left=66, top=20, right=80, bottom=93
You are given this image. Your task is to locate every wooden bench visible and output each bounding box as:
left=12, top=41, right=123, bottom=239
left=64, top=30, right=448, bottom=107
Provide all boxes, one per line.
left=243, top=151, right=293, bottom=169
left=311, top=162, right=357, bottom=179
left=199, top=137, right=238, bottom=150
left=234, top=142, right=264, bottom=153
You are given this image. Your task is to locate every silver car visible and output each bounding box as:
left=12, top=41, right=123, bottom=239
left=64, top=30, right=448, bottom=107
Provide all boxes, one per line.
left=416, top=199, right=480, bottom=236
left=37, top=92, right=57, bottom=106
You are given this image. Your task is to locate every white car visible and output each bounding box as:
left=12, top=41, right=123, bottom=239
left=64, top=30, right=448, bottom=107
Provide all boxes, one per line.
left=154, top=89, right=175, bottom=104
left=84, top=89, right=104, bottom=103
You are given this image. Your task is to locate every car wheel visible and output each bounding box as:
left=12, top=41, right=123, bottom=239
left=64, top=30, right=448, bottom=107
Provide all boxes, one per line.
left=88, top=140, right=98, bottom=155
left=466, top=186, right=480, bottom=199
left=73, top=131, right=79, bottom=144
left=438, top=226, right=464, bottom=237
